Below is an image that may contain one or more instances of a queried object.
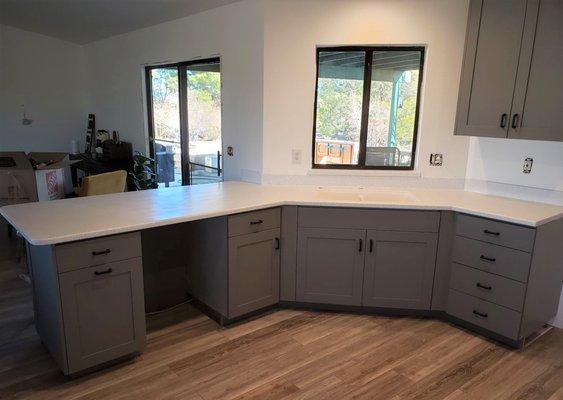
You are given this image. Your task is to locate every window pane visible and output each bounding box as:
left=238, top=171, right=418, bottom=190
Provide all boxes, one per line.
left=186, top=61, right=222, bottom=185
left=150, top=67, right=182, bottom=187
left=366, top=50, right=421, bottom=167
left=314, top=51, right=365, bottom=165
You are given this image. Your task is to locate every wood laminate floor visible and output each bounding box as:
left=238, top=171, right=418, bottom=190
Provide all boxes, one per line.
left=1, top=252, right=562, bottom=399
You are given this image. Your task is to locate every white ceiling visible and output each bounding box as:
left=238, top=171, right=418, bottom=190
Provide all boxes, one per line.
left=0, top=0, right=243, bottom=44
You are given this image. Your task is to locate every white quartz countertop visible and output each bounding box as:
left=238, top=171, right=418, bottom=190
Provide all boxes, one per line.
left=2, top=181, right=563, bottom=245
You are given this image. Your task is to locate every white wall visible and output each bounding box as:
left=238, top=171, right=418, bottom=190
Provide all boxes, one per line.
left=0, top=25, right=87, bottom=152
left=83, top=0, right=264, bottom=182
left=466, top=137, right=563, bottom=206
left=262, top=0, right=470, bottom=187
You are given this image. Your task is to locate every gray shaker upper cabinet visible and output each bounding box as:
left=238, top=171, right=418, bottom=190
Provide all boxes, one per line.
left=456, top=0, right=563, bottom=141
left=455, top=0, right=527, bottom=138
left=509, top=0, right=563, bottom=141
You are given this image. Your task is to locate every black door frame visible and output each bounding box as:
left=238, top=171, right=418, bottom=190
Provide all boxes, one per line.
left=145, top=57, right=221, bottom=186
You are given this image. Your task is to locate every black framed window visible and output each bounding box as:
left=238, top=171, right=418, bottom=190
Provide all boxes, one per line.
left=145, top=57, right=222, bottom=187
left=312, top=46, right=424, bottom=170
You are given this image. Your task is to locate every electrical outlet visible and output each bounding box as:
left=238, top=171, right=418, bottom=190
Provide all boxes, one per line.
left=292, top=149, right=302, bottom=165
left=523, top=157, right=533, bottom=174
left=227, top=146, right=234, bottom=156
left=429, top=153, right=443, bottom=166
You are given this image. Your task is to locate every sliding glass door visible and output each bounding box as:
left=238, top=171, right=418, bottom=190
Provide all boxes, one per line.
left=146, top=58, right=222, bottom=187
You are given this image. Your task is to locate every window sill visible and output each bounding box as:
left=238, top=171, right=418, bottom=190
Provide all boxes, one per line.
left=307, top=169, right=422, bottom=178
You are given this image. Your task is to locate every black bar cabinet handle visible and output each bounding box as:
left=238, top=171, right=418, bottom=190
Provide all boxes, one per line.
left=511, top=113, right=519, bottom=129
left=483, top=229, right=500, bottom=236
left=476, top=282, right=492, bottom=291
left=94, top=268, right=113, bottom=276
left=92, top=249, right=111, bottom=256
left=500, top=113, right=508, bottom=128
left=473, top=310, right=488, bottom=319
left=275, top=237, right=280, bottom=250
left=250, top=220, right=263, bottom=225
left=359, top=239, right=363, bottom=252
left=369, top=239, right=373, bottom=253
left=480, top=255, right=496, bottom=263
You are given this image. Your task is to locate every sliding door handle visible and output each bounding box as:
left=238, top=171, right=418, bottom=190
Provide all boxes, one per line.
left=274, top=237, right=280, bottom=250
left=369, top=239, right=373, bottom=253
left=358, top=239, right=363, bottom=252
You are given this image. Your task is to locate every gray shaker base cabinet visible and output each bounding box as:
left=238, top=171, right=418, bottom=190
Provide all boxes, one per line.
left=296, top=228, right=365, bottom=306
left=362, top=231, right=437, bottom=310
left=28, top=232, right=145, bottom=376
left=26, top=206, right=563, bottom=376
left=229, top=228, right=280, bottom=318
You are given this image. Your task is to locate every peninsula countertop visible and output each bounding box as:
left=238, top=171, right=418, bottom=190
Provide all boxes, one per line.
left=2, top=181, right=562, bottom=246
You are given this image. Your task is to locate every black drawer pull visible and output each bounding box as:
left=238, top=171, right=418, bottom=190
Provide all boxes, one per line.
left=480, top=255, right=496, bottom=262
left=250, top=220, right=263, bottom=225
left=511, top=113, right=519, bottom=129
left=358, top=239, right=363, bottom=252
left=472, top=310, right=488, bottom=318
left=369, top=239, right=373, bottom=253
left=92, top=249, right=111, bottom=256
left=500, top=113, right=508, bottom=128
left=476, top=282, right=492, bottom=291
left=275, top=237, right=280, bottom=250
left=94, top=268, right=113, bottom=276
left=483, top=229, right=500, bottom=236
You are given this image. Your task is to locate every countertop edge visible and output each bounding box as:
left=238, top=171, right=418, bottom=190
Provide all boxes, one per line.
left=8, top=198, right=561, bottom=246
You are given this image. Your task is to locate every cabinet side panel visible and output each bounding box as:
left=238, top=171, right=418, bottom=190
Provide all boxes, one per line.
left=280, top=206, right=298, bottom=301
left=28, top=244, right=69, bottom=373
left=142, top=217, right=228, bottom=316
left=521, top=218, right=563, bottom=338
left=431, top=212, right=455, bottom=311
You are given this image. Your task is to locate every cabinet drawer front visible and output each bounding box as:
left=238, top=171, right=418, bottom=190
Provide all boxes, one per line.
left=452, top=236, right=531, bottom=282
left=450, top=263, right=526, bottom=312
left=298, top=207, right=440, bottom=233
left=55, top=232, right=142, bottom=273
left=455, top=214, right=535, bottom=252
left=228, top=208, right=280, bottom=237
left=58, top=258, right=146, bottom=374
left=447, top=289, right=522, bottom=340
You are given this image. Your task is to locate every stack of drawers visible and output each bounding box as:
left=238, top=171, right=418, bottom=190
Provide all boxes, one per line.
left=446, top=214, right=536, bottom=341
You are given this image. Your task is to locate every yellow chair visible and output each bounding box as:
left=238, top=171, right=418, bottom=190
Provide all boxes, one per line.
left=75, top=170, right=127, bottom=197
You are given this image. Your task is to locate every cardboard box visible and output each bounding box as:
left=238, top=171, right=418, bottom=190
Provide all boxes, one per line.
left=27, top=152, right=78, bottom=201
left=0, top=152, right=38, bottom=205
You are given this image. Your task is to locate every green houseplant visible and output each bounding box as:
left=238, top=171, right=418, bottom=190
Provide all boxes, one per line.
left=128, top=151, right=158, bottom=190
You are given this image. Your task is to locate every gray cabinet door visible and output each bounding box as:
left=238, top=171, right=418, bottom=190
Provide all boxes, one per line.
left=296, top=228, right=365, bottom=306
left=455, top=0, right=527, bottom=137
left=509, top=0, right=563, bottom=141
left=362, top=231, right=437, bottom=310
left=58, top=258, right=146, bottom=374
left=228, top=228, right=280, bottom=318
